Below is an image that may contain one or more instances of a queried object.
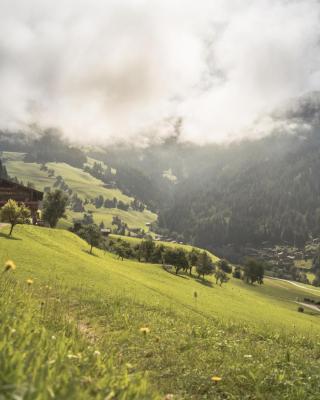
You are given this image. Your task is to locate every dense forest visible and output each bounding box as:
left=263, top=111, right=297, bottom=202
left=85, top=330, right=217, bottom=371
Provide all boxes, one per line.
left=159, top=130, right=320, bottom=249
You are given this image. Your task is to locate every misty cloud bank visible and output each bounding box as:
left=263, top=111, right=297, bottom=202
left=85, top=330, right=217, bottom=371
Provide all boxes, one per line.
left=0, top=0, right=320, bottom=144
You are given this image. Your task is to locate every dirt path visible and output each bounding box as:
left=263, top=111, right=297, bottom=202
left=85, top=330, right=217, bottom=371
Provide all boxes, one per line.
left=268, top=276, right=320, bottom=294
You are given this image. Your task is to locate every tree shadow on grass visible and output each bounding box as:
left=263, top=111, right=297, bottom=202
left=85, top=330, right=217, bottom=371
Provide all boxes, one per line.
left=82, top=249, right=99, bottom=257
left=195, top=278, right=213, bottom=288
left=0, top=232, right=22, bottom=241
left=162, top=267, right=189, bottom=279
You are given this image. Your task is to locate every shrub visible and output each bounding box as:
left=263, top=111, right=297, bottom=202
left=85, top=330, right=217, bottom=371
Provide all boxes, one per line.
left=297, top=306, right=304, bottom=313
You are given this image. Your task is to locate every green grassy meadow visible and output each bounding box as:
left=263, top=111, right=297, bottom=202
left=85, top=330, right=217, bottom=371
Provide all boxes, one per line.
left=61, top=206, right=156, bottom=231
left=2, top=152, right=157, bottom=230
left=1, top=225, right=320, bottom=399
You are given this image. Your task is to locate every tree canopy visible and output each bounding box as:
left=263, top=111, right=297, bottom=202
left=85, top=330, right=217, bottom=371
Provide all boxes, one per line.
left=0, top=199, right=30, bottom=235
left=243, top=258, right=264, bottom=285
left=42, top=190, right=68, bottom=228
left=79, top=224, right=102, bottom=254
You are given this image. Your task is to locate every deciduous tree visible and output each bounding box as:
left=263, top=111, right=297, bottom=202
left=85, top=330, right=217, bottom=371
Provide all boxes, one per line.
left=79, top=224, right=102, bottom=254
left=243, top=258, right=264, bottom=284
left=0, top=199, right=30, bottom=236
left=196, top=251, right=214, bottom=280
left=42, top=190, right=68, bottom=228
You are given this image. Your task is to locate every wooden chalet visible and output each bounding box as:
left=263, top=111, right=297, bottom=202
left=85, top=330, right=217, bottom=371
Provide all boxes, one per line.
left=100, top=228, right=111, bottom=237
left=0, top=178, right=43, bottom=222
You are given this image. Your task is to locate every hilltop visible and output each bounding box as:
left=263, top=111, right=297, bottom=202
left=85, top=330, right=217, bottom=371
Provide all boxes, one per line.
left=1, top=225, right=320, bottom=399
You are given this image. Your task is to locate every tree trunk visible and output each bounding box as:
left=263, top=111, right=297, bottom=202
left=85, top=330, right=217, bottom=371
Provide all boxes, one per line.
left=9, top=224, right=14, bottom=236
left=90, top=244, right=93, bottom=254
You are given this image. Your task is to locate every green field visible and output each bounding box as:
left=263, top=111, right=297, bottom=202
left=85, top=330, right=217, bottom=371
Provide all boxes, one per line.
left=1, top=225, right=320, bottom=399
left=2, top=152, right=157, bottom=230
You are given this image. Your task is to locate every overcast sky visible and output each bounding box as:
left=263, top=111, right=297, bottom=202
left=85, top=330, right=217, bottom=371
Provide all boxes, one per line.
left=0, top=0, right=320, bottom=144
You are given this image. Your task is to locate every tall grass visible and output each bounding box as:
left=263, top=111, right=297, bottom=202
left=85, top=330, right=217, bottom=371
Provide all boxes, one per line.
left=0, top=271, right=157, bottom=400
left=2, top=226, right=320, bottom=398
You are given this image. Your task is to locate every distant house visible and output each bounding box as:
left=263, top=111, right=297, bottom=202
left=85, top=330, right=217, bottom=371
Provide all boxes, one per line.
left=0, top=178, right=43, bottom=223
left=100, top=228, right=111, bottom=237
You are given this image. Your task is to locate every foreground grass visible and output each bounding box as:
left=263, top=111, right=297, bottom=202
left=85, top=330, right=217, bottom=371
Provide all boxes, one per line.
left=1, top=226, right=320, bottom=399
left=0, top=276, right=155, bottom=399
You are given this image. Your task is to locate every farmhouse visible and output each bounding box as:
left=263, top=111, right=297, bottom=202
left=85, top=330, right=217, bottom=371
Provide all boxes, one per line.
left=100, top=228, right=111, bottom=237
left=0, top=178, right=43, bottom=223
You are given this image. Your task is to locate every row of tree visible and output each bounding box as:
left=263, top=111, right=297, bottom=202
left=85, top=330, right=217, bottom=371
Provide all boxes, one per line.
left=108, top=237, right=230, bottom=284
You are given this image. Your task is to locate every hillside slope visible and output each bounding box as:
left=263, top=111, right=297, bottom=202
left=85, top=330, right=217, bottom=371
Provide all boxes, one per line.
left=2, top=151, right=157, bottom=230
left=1, top=226, right=320, bottom=398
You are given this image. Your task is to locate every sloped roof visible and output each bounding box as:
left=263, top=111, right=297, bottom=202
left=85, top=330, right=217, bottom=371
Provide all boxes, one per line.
left=0, top=178, right=43, bottom=196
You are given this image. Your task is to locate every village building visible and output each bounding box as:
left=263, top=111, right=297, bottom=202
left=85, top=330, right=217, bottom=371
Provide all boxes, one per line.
left=0, top=178, right=43, bottom=223
left=100, top=228, right=111, bottom=237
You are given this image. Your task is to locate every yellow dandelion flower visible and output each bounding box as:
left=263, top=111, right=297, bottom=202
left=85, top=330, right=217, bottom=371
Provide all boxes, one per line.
left=26, top=278, right=34, bottom=285
left=139, top=327, right=150, bottom=335
left=211, top=376, right=222, bottom=383
left=4, top=260, right=16, bottom=272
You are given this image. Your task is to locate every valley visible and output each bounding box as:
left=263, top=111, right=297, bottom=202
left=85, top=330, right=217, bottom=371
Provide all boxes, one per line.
left=2, top=131, right=320, bottom=399
left=1, top=3, right=320, bottom=398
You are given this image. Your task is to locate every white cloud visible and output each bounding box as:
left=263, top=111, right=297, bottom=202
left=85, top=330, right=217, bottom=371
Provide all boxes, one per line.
left=0, top=0, right=319, bottom=143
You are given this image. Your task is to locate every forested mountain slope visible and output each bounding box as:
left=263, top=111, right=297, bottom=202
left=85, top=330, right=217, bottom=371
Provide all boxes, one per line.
left=159, top=130, right=320, bottom=249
